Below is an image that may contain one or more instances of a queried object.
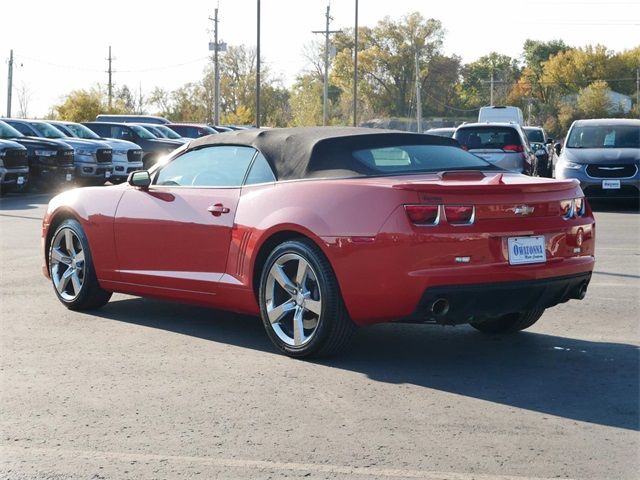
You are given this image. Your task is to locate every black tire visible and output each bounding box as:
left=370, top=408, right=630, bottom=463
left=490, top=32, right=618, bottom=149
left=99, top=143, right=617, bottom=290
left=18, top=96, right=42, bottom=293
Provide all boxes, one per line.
left=258, top=239, right=356, bottom=358
left=48, top=219, right=112, bottom=311
left=470, top=308, right=545, bottom=334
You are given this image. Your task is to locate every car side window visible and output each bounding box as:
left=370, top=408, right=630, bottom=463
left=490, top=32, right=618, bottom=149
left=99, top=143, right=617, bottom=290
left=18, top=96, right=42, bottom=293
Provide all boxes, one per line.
left=244, top=152, right=276, bottom=185
left=156, top=145, right=256, bottom=188
left=9, top=122, right=33, bottom=136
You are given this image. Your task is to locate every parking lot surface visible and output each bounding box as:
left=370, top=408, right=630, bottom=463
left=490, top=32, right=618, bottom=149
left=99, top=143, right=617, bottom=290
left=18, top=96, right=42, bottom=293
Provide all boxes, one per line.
left=1, top=193, right=638, bottom=480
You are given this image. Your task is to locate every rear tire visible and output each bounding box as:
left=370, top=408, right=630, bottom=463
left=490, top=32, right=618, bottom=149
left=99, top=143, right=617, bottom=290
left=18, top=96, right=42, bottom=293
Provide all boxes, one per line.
left=258, top=239, right=356, bottom=358
left=470, top=308, right=545, bottom=334
left=48, top=219, right=112, bottom=311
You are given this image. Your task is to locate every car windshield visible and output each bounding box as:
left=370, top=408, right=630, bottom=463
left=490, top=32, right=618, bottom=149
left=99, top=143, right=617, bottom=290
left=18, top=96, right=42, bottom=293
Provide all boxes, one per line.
left=454, top=127, right=522, bottom=150
left=566, top=125, right=640, bottom=149
left=0, top=121, right=24, bottom=138
left=524, top=128, right=544, bottom=143
left=156, top=125, right=182, bottom=139
left=64, top=123, right=101, bottom=139
left=31, top=122, right=67, bottom=139
left=129, top=125, right=156, bottom=139
left=138, top=125, right=162, bottom=137
left=351, top=144, right=496, bottom=174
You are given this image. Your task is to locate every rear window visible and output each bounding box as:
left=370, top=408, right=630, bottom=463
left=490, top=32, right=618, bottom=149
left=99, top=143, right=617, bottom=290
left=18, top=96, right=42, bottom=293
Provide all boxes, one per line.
left=454, top=127, right=523, bottom=150
left=351, top=144, right=495, bottom=174
left=566, top=125, right=640, bottom=149
left=524, top=128, right=544, bottom=143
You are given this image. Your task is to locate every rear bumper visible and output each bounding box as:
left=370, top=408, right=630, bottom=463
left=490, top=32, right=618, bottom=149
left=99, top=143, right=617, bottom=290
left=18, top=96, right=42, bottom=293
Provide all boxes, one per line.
left=407, top=272, right=591, bottom=324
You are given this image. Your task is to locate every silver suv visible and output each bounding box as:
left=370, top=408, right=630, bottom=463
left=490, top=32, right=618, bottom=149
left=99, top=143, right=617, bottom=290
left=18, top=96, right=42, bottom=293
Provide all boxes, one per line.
left=453, top=122, right=537, bottom=175
left=556, top=118, right=639, bottom=199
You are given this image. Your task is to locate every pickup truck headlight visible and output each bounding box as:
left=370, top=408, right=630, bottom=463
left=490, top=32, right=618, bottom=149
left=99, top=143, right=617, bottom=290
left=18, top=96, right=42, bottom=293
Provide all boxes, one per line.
left=74, top=149, right=95, bottom=157
left=35, top=149, right=57, bottom=156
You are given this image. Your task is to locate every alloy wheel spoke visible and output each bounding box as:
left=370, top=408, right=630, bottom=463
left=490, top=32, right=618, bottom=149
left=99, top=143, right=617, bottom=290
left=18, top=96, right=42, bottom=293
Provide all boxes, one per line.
left=51, top=247, right=72, bottom=265
left=272, top=264, right=296, bottom=295
left=64, top=230, right=76, bottom=256
left=74, top=249, right=85, bottom=265
left=295, top=260, right=309, bottom=288
left=267, top=299, right=296, bottom=324
left=304, top=299, right=322, bottom=316
left=57, top=269, right=72, bottom=294
left=293, top=306, right=305, bottom=346
left=71, top=272, right=82, bottom=295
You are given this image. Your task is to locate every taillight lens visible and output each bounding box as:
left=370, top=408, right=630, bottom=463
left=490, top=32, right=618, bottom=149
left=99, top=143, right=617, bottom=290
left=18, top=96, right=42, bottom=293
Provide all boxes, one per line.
left=444, top=205, right=475, bottom=225
left=503, top=144, right=524, bottom=153
left=560, top=200, right=573, bottom=219
left=460, top=144, right=469, bottom=151
left=574, top=197, right=585, bottom=216
left=405, top=205, right=440, bottom=225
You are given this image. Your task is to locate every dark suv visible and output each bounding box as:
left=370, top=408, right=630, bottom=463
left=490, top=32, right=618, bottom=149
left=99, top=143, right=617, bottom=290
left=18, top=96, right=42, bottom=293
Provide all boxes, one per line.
left=523, top=126, right=556, bottom=178
left=83, top=122, right=183, bottom=169
left=3, top=119, right=113, bottom=185
left=0, top=120, right=74, bottom=189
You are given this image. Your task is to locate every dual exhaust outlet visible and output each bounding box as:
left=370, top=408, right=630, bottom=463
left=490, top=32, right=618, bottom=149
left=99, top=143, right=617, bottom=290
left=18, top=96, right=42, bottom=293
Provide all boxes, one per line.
left=428, top=281, right=588, bottom=319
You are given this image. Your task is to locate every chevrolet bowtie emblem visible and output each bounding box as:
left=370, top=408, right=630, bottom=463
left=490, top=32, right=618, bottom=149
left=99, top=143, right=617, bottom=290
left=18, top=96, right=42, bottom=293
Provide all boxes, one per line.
left=511, top=205, right=535, bottom=216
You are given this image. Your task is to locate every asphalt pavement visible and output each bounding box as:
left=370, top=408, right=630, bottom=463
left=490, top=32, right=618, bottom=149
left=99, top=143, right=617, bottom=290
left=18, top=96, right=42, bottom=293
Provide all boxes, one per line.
left=1, top=192, right=638, bottom=480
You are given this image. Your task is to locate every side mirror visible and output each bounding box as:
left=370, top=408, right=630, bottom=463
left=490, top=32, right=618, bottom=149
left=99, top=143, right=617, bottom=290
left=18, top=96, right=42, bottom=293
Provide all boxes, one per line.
left=128, top=170, right=151, bottom=189
left=554, top=143, right=562, bottom=156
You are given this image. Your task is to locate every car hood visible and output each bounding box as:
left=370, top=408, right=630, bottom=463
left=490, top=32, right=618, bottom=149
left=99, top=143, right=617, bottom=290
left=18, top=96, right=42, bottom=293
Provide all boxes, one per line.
left=0, top=139, right=26, bottom=151
left=54, top=138, right=112, bottom=150
left=147, top=138, right=184, bottom=148
left=562, top=147, right=640, bottom=165
left=99, top=138, right=142, bottom=150
left=6, top=137, right=73, bottom=150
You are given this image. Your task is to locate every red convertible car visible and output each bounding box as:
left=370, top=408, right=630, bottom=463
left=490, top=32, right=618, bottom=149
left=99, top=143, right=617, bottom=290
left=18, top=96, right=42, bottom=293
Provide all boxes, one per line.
left=42, top=128, right=595, bottom=357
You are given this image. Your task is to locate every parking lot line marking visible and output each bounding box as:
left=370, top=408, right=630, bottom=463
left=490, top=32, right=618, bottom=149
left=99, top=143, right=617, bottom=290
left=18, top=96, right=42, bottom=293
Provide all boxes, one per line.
left=0, top=213, right=42, bottom=220
left=0, top=445, right=577, bottom=480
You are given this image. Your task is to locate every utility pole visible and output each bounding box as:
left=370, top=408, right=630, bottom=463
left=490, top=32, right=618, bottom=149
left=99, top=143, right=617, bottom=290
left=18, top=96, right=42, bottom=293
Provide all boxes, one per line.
left=107, top=46, right=113, bottom=110
left=6, top=49, right=13, bottom=118
left=313, top=5, right=341, bottom=126
left=414, top=48, right=422, bottom=133
left=632, top=67, right=640, bottom=116
left=353, top=0, right=358, bottom=127
left=209, top=9, right=221, bottom=125
left=490, top=69, right=494, bottom=106
left=256, top=0, right=261, bottom=128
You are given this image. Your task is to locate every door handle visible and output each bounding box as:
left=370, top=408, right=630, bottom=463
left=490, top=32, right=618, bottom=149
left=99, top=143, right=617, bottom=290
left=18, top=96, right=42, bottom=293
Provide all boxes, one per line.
left=207, top=203, right=230, bottom=216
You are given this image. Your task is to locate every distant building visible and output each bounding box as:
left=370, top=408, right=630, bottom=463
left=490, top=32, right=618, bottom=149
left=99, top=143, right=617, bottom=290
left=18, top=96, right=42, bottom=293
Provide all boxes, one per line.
left=561, top=90, right=633, bottom=114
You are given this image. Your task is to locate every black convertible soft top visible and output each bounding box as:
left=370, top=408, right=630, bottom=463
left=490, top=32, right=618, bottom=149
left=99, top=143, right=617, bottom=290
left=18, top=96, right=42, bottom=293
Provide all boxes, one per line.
left=188, top=127, right=459, bottom=180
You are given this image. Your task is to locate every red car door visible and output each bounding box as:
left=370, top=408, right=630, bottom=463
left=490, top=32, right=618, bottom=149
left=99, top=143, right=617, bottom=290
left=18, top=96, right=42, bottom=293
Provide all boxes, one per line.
left=113, top=145, right=257, bottom=295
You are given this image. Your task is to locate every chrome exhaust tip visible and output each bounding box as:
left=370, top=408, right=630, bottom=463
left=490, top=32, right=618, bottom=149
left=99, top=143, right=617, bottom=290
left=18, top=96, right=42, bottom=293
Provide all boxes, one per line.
left=431, top=298, right=450, bottom=316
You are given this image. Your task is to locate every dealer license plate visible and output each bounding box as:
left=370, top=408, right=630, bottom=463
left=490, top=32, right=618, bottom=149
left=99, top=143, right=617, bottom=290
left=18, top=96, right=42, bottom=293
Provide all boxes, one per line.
left=602, top=179, right=620, bottom=189
left=17, top=176, right=25, bottom=185
left=508, top=236, right=546, bottom=265
left=65, top=174, right=73, bottom=182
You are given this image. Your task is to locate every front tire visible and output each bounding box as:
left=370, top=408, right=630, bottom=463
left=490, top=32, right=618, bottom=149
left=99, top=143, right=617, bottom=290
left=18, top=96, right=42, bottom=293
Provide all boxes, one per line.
left=258, top=239, right=356, bottom=358
left=49, top=219, right=112, bottom=310
left=470, top=308, right=545, bottom=334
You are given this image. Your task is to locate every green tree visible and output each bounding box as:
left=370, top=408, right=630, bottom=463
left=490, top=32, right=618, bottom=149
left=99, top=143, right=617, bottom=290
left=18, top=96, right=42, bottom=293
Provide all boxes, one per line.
left=53, top=87, right=106, bottom=122
left=576, top=80, right=614, bottom=117
left=458, top=52, right=521, bottom=108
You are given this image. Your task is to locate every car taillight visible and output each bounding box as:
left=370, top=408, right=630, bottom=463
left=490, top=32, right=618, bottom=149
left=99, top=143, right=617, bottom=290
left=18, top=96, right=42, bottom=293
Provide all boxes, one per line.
left=574, top=197, right=586, bottom=216
left=503, top=144, right=524, bottom=153
left=405, top=205, right=440, bottom=225
left=444, top=205, right=475, bottom=225
left=460, top=144, right=469, bottom=151
left=560, top=200, right=573, bottom=219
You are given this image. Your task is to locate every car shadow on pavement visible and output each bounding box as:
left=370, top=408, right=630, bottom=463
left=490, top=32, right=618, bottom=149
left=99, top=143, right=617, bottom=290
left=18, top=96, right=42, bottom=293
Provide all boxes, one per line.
left=0, top=192, right=54, bottom=212
left=589, top=198, right=639, bottom=214
left=98, top=297, right=639, bottom=432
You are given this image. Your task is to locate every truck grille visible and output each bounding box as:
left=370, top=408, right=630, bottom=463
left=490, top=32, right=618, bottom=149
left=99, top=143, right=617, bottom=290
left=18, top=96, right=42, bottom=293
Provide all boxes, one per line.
left=3, top=149, right=28, bottom=169
left=96, top=148, right=113, bottom=163
left=586, top=164, right=638, bottom=178
left=127, top=149, right=143, bottom=162
left=56, top=149, right=74, bottom=166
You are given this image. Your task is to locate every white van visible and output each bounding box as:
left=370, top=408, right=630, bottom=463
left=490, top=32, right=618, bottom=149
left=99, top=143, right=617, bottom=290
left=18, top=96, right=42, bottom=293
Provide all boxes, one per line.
left=478, top=106, right=524, bottom=125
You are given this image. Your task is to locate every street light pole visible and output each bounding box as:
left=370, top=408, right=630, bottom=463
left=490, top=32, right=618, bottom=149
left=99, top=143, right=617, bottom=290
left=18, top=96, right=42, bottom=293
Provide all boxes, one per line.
left=6, top=49, right=13, bottom=118
left=353, top=0, right=358, bottom=127
left=214, top=8, right=220, bottom=125
left=313, top=5, right=341, bottom=126
left=256, top=0, right=261, bottom=128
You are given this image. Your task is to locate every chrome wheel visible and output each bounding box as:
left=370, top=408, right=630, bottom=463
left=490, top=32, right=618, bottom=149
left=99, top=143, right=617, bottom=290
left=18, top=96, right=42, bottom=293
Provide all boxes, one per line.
left=50, top=227, right=85, bottom=302
left=265, top=253, right=322, bottom=347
